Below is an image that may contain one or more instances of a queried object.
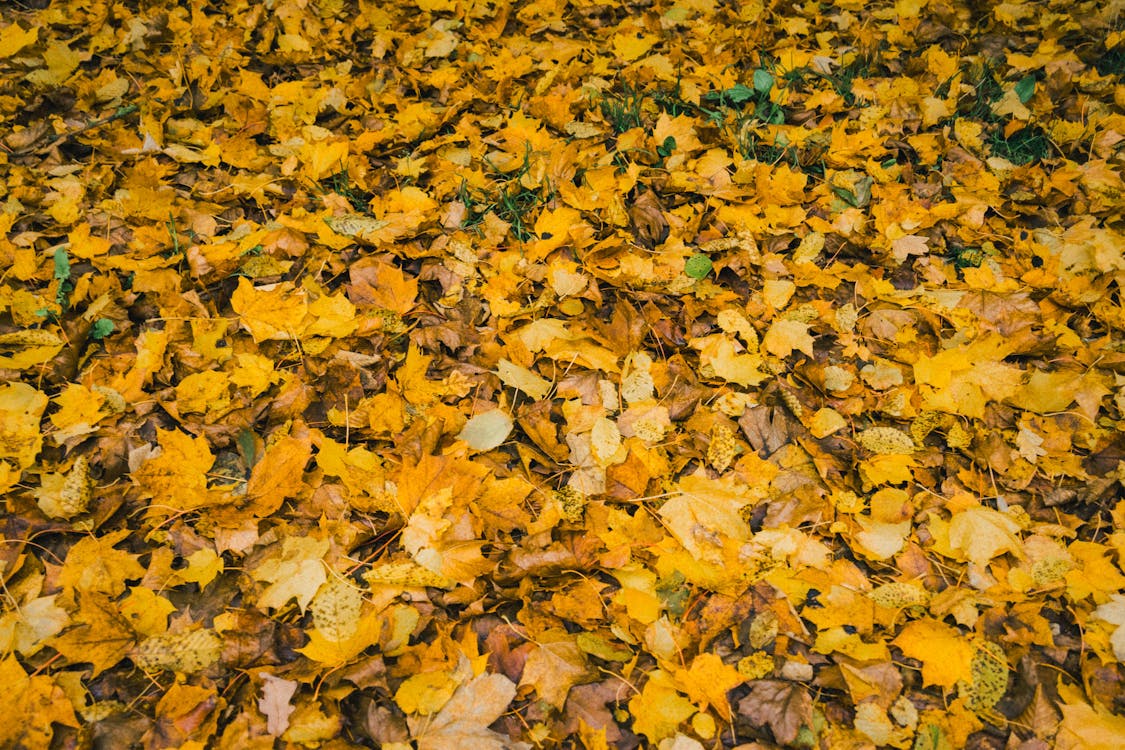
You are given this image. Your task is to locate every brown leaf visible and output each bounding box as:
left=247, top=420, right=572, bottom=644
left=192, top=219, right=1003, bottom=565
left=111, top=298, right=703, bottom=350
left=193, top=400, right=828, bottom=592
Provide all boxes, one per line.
left=628, top=189, right=669, bottom=248
left=258, top=673, right=298, bottom=736
left=739, top=406, right=791, bottom=456
left=737, top=680, right=813, bottom=746
left=561, top=681, right=625, bottom=743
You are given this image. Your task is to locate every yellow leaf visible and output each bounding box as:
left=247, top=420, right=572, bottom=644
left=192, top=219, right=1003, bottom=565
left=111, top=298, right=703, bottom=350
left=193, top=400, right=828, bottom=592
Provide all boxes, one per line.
left=355, top=260, right=418, bottom=314
left=1056, top=699, right=1125, bottom=750
left=590, top=416, right=624, bottom=467
left=397, top=344, right=445, bottom=406
left=675, top=653, right=744, bottom=719
left=612, top=31, right=658, bottom=61
left=364, top=560, right=453, bottom=589
left=27, top=41, right=82, bottom=86
left=244, top=433, right=313, bottom=517
left=762, top=319, right=815, bottom=358
left=659, top=474, right=751, bottom=563
left=0, top=655, right=78, bottom=750
left=0, top=23, right=38, bottom=58
left=298, top=611, right=382, bottom=665
left=395, top=671, right=459, bottom=715
left=628, top=671, right=696, bottom=743
left=48, top=592, right=136, bottom=676
left=119, top=586, right=176, bottom=637
left=947, top=506, right=1022, bottom=566
left=112, top=328, right=168, bottom=404
left=809, top=407, right=847, bottom=438
left=59, top=531, right=145, bottom=597
left=176, top=548, right=225, bottom=589
left=691, top=335, right=768, bottom=386
left=304, top=292, right=357, bottom=339
left=230, top=277, right=309, bottom=342
left=67, top=222, right=112, bottom=259
left=131, top=429, right=219, bottom=512
left=49, top=383, right=113, bottom=442
left=0, top=328, right=64, bottom=370
left=229, top=352, right=279, bottom=397
left=0, top=382, right=48, bottom=487
left=495, top=358, right=551, bottom=400
left=893, top=619, right=974, bottom=688
left=174, top=370, right=231, bottom=415
left=300, top=138, right=349, bottom=182
left=531, top=206, right=584, bottom=260
left=458, top=409, right=514, bottom=451
left=34, top=456, right=93, bottom=519
left=410, top=672, right=517, bottom=750
left=251, top=536, right=330, bottom=612
left=858, top=454, right=917, bottom=487
left=857, top=427, right=915, bottom=455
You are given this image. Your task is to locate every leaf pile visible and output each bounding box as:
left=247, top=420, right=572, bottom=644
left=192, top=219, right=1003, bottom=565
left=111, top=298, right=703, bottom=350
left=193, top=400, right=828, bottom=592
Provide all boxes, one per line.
left=2, top=0, right=1125, bottom=748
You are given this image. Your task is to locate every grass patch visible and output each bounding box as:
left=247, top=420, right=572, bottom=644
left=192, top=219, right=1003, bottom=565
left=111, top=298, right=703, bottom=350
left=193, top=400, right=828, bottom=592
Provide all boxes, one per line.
left=989, top=124, right=1051, bottom=165
left=458, top=147, right=552, bottom=242
left=598, top=83, right=646, bottom=133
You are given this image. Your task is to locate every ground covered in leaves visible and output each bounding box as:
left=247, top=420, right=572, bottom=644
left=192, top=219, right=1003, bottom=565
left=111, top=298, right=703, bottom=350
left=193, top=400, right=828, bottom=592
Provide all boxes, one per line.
left=2, top=0, right=1125, bottom=748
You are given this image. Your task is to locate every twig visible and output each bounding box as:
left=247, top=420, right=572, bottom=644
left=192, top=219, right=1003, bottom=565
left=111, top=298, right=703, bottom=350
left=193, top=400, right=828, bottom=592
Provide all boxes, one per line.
left=11, top=103, right=139, bottom=156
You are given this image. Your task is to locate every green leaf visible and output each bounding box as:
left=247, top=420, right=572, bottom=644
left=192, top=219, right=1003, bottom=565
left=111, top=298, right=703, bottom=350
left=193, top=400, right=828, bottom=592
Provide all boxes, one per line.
left=722, top=83, right=756, bottom=104
left=89, top=318, right=115, bottom=340
left=1014, top=75, right=1036, bottom=104
left=53, top=247, right=71, bottom=282
left=684, top=253, right=713, bottom=279
left=657, top=136, right=676, bottom=158
left=752, top=68, right=774, bottom=93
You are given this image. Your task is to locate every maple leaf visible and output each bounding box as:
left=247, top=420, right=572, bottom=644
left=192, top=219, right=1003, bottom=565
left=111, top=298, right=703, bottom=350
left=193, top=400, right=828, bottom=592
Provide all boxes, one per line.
left=628, top=671, right=697, bottom=744
left=58, top=530, right=145, bottom=598
left=230, top=278, right=309, bottom=342
left=1056, top=698, right=1125, bottom=750
left=0, top=655, right=79, bottom=750
left=242, top=432, right=313, bottom=516
left=250, top=536, right=330, bottom=612
left=395, top=671, right=459, bottom=716
left=944, top=505, right=1023, bottom=566
left=893, top=619, right=974, bottom=689
left=48, top=591, right=136, bottom=675
left=409, top=672, right=518, bottom=750
left=131, top=428, right=221, bottom=513
left=519, top=638, right=589, bottom=710
left=298, top=611, right=382, bottom=665
left=674, top=653, right=745, bottom=720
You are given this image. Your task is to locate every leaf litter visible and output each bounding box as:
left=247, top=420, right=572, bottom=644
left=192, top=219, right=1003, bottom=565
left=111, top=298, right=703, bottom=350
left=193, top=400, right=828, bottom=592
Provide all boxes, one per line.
left=1, top=0, right=1125, bottom=748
